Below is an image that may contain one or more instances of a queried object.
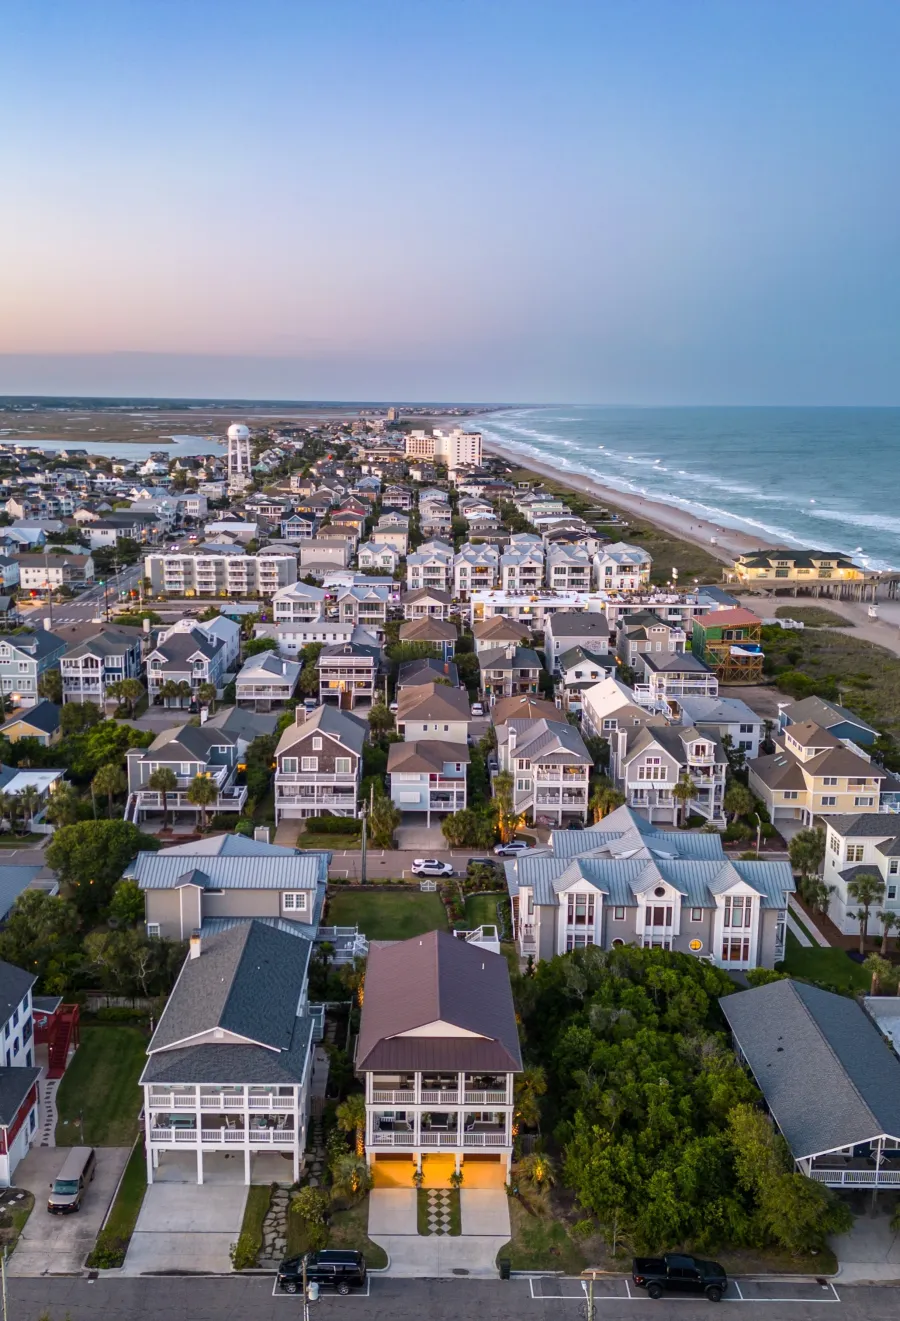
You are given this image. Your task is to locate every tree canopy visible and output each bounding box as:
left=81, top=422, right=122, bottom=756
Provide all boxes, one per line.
left=46, top=820, right=160, bottom=919
left=518, top=944, right=849, bottom=1254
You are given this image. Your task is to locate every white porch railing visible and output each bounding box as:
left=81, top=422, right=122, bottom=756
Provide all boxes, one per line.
left=372, top=1090, right=416, bottom=1105
left=151, top=1092, right=293, bottom=1110
left=463, top=1132, right=508, bottom=1147
left=421, top=1090, right=459, bottom=1104
left=370, top=1131, right=415, bottom=1147
left=464, top=1090, right=508, bottom=1105
left=149, top=1126, right=295, bottom=1146
left=809, top=1167, right=900, bottom=1187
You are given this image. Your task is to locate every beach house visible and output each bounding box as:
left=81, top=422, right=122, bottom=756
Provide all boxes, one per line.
left=691, top=608, right=764, bottom=684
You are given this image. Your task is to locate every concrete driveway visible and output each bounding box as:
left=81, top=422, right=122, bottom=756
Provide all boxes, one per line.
left=123, top=1152, right=249, bottom=1275
left=367, top=1187, right=510, bottom=1278
left=9, top=1146, right=131, bottom=1277
left=327, top=848, right=497, bottom=881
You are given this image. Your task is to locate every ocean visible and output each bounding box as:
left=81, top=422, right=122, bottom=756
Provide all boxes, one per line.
left=474, top=406, right=900, bottom=572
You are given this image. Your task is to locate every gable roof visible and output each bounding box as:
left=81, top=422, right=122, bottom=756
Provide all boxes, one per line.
left=356, top=930, right=521, bottom=1072
left=0, top=958, right=37, bottom=1022
left=131, top=723, right=237, bottom=764
left=397, top=682, right=471, bottom=724
left=782, top=695, right=877, bottom=736
left=0, top=700, right=60, bottom=737
left=491, top=694, right=559, bottom=725
left=387, top=740, right=470, bottom=774
left=396, top=658, right=460, bottom=689
left=275, top=704, right=367, bottom=757
left=720, top=980, right=900, bottom=1159
left=546, top=611, right=610, bottom=639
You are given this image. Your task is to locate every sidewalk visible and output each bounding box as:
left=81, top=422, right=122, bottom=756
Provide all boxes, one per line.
left=789, top=896, right=831, bottom=947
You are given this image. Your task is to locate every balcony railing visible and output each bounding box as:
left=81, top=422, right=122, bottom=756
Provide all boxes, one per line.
left=150, top=1126, right=295, bottom=1146
left=421, top=1089, right=459, bottom=1104
left=371, top=1090, right=416, bottom=1105
left=277, top=772, right=357, bottom=784
left=136, top=786, right=248, bottom=811
left=149, top=1093, right=294, bottom=1111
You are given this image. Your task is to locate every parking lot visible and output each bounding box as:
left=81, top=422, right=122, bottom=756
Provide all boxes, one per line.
left=528, top=1275, right=841, bottom=1306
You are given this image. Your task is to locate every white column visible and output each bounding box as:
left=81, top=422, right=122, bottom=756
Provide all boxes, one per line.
left=244, top=1146, right=251, bottom=1185
left=144, top=1090, right=154, bottom=1186
left=196, top=1147, right=204, bottom=1185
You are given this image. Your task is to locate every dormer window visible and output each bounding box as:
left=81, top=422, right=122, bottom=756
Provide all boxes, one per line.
left=723, top=895, right=752, bottom=928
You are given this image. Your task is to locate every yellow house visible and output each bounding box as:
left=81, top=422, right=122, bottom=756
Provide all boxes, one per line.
left=748, top=720, right=887, bottom=827
left=731, top=548, right=866, bottom=586
left=0, top=700, right=61, bottom=747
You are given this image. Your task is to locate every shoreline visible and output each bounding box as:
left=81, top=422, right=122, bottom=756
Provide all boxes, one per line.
left=484, top=439, right=774, bottom=566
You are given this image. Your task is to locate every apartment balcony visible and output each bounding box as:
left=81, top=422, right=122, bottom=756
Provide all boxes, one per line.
left=535, top=769, right=588, bottom=782
left=277, top=771, right=357, bottom=785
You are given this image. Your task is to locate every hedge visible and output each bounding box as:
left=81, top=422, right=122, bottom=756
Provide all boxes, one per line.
left=303, top=815, right=363, bottom=834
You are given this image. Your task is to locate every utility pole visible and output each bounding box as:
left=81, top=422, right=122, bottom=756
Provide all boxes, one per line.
left=359, top=802, right=367, bottom=886
left=1, top=1244, right=7, bottom=1321
left=302, top=1252, right=309, bottom=1321
left=583, top=1273, right=594, bottom=1321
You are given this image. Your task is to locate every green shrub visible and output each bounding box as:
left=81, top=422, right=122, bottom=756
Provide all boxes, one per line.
left=87, top=1233, right=128, bottom=1269
left=230, top=1233, right=260, bottom=1270
left=94, top=1006, right=151, bottom=1024
left=303, top=815, right=363, bottom=835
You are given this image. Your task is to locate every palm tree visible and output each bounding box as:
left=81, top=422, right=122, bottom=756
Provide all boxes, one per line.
left=118, top=678, right=144, bottom=717
left=492, top=771, right=517, bottom=843
left=847, top=872, right=886, bottom=955
left=672, top=773, right=698, bottom=828
left=518, top=1151, right=556, bottom=1195
left=879, top=910, right=899, bottom=956
left=339, top=957, right=366, bottom=1008
left=368, top=795, right=400, bottom=848
left=514, top=1066, right=547, bottom=1132
left=0, top=792, right=17, bottom=836
left=92, top=763, right=126, bottom=818
left=723, top=780, right=754, bottom=824
left=335, top=1093, right=366, bottom=1157
left=197, top=682, right=217, bottom=714
left=186, top=773, right=218, bottom=831
left=589, top=783, right=626, bottom=823
left=148, top=767, right=179, bottom=827
left=16, top=785, right=42, bottom=833
left=45, top=782, right=80, bottom=828
left=865, top=953, right=894, bottom=996
left=330, top=1155, right=371, bottom=1203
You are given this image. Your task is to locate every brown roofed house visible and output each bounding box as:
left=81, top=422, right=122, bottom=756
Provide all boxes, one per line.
left=356, top=929, right=522, bottom=1183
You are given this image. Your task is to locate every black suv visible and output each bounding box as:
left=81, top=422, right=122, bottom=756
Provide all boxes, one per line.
left=633, top=1253, right=727, bottom=1302
left=278, top=1250, right=367, bottom=1295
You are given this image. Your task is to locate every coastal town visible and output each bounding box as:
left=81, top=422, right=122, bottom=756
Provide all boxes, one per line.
left=0, top=413, right=894, bottom=1306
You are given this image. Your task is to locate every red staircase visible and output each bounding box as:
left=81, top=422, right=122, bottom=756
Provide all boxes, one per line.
left=46, top=1005, right=80, bottom=1079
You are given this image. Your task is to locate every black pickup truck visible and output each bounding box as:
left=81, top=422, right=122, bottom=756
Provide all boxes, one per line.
left=632, top=1253, right=727, bottom=1302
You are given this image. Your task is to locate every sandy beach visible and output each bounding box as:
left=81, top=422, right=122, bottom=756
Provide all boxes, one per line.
left=484, top=439, right=775, bottom=567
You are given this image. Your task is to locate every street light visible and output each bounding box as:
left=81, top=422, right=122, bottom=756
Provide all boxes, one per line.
left=754, top=812, right=762, bottom=860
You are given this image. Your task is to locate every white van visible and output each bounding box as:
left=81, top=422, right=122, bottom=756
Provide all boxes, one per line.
left=47, top=1147, right=96, bottom=1214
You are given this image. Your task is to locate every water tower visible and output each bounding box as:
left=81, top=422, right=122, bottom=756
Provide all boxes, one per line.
left=227, top=422, right=252, bottom=478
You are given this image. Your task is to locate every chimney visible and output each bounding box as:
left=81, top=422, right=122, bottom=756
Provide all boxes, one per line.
left=295, top=705, right=306, bottom=727
left=508, top=725, right=517, bottom=754
left=506, top=643, right=515, bottom=660
left=43, top=616, right=51, bottom=631
left=189, top=930, right=202, bottom=960
left=143, top=616, right=151, bottom=634
left=254, top=826, right=271, bottom=845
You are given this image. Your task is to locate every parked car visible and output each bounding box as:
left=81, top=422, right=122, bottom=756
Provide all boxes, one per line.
left=494, top=840, right=532, bottom=856
left=411, top=858, right=454, bottom=877
left=632, top=1253, right=727, bottom=1302
left=47, top=1147, right=96, bottom=1215
left=389, top=701, right=398, bottom=713
left=466, top=857, right=497, bottom=874
left=278, top=1250, right=367, bottom=1295
left=470, top=702, right=484, bottom=716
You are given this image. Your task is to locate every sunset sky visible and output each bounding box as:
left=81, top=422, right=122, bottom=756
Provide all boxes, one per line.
left=2, top=0, right=899, bottom=402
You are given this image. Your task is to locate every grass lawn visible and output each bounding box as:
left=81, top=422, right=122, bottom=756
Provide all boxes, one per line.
left=461, top=891, right=502, bottom=930
left=56, top=1026, right=147, bottom=1146
left=286, top=1195, right=388, bottom=1268
left=0, top=834, right=45, bottom=848
left=774, top=605, right=853, bottom=628
left=86, top=1141, right=147, bottom=1269
left=498, top=1196, right=586, bottom=1273
left=300, top=833, right=362, bottom=851
left=0, top=1191, right=34, bottom=1255
left=326, top=890, right=448, bottom=941
left=782, top=929, right=872, bottom=992
left=231, top=1183, right=273, bottom=1269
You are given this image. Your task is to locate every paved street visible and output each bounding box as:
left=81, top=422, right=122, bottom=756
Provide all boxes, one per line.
left=7, top=1275, right=900, bottom=1321
left=327, top=848, right=500, bottom=881
left=21, top=563, right=143, bottom=633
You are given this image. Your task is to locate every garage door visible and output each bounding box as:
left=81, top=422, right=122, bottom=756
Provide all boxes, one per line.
left=462, top=1155, right=506, bottom=1188
left=420, top=1154, right=455, bottom=1188
left=371, top=1155, right=416, bottom=1188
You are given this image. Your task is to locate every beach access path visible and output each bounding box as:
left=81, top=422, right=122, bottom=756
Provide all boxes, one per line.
left=739, top=594, right=900, bottom=661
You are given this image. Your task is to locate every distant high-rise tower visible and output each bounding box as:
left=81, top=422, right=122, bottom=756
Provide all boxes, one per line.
left=227, top=423, right=252, bottom=483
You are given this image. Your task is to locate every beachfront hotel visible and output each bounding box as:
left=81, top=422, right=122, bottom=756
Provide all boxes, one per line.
left=728, top=549, right=875, bottom=599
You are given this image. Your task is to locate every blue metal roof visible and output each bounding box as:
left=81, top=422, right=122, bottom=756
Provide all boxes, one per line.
left=129, top=852, right=327, bottom=890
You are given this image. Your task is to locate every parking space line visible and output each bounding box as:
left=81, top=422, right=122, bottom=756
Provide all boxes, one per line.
left=525, top=1277, right=840, bottom=1306
left=733, top=1280, right=743, bottom=1300
left=624, top=1279, right=632, bottom=1299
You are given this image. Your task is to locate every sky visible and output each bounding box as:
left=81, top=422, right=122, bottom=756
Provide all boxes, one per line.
left=1, top=0, right=899, bottom=404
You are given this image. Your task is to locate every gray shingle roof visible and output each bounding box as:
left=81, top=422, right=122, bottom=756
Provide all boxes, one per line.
left=149, top=921, right=312, bottom=1054
left=720, top=980, right=900, bottom=1159
left=356, top=930, right=522, bottom=1073
left=141, top=1015, right=314, bottom=1086
left=63, top=628, right=141, bottom=660
left=0, top=1067, right=41, bottom=1127
left=135, top=724, right=238, bottom=764
left=0, top=701, right=59, bottom=737
left=547, top=612, right=610, bottom=639
left=0, top=959, right=36, bottom=1023
left=275, top=704, right=366, bottom=757
left=825, top=814, right=900, bottom=838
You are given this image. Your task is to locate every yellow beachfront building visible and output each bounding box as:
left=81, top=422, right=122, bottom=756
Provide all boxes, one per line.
left=731, top=549, right=866, bottom=585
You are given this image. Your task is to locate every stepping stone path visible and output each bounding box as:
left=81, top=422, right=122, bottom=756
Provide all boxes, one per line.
left=425, top=1188, right=453, bottom=1235
left=258, top=1185, right=291, bottom=1268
